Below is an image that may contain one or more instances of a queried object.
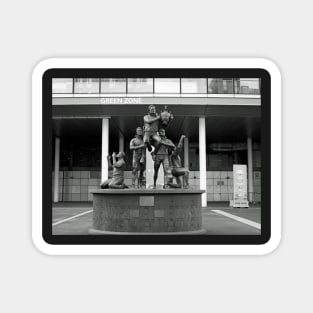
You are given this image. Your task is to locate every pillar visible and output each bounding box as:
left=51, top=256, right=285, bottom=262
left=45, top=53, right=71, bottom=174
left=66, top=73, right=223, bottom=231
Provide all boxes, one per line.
left=184, top=137, right=189, bottom=170
left=53, top=137, right=60, bottom=203
left=199, top=117, right=207, bottom=207
left=247, top=137, right=254, bottom=202
left=119, top=132, right=124, bottom=152
left=146, top=148, right=164, bottom=189
left=101, top=118, right=109, bottom=183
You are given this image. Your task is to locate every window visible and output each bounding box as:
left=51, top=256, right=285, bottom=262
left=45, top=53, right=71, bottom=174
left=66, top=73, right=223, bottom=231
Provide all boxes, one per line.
left=101, top=79, right=126, bottom=93
left=208, top=79, right=234, bottom=94
left=127, top=78, right=153, bottom=93
left=154, top=78, right=180, bottom=93
left=74, top=79, right=100, bottom=93
left=181, top=79, right=207, bottom=93
left=52, top=78, right=73, bottom=93
left=234, top=79, right=260, bottom=94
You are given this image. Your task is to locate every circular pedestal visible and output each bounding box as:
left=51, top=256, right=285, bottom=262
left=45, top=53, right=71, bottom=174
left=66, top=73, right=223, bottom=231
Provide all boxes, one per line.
left=89, top=189, right=205, bottom=234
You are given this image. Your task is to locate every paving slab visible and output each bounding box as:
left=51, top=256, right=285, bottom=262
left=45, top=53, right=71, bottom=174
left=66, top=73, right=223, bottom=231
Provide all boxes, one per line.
left=52, top=202, right=261, bottom=235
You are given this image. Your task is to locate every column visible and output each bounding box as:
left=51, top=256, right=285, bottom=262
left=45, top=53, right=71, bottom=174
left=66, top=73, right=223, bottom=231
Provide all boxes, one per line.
left=247, top=137, right=254, bottom=202
left=101, top=118, right=109, bottom=183
left=53, top=137, right=60, bottom=203
left=146, top=148, right=164, bottom=189
left=199, top=117, right=207, bottom=207
left=119, top=132, right=124, bottom=152
left=184, top=137, right=189, bottom=170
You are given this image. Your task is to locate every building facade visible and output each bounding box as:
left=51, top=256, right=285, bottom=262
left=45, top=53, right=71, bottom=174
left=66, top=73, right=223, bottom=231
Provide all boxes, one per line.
left=52, top=78, right=261, bottom=206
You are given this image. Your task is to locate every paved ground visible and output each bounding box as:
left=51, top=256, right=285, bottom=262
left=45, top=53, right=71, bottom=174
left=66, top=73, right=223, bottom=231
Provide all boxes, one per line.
left=52, top=202, right=261, bottom=235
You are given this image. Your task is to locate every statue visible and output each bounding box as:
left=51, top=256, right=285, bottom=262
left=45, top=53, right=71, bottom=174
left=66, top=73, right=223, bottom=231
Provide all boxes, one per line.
left=160, top=105, right=173, bottom=128
left=168, top=135, right=189, bottom=189
left=129, top=127, right=146, bottom=188
left=100, top=152, right=127, bottom=189
left=143, top=104, right=173, bottom=152
left=151, top=128, right=175, bottom=189
left=143, top=104, right=161, bottom=152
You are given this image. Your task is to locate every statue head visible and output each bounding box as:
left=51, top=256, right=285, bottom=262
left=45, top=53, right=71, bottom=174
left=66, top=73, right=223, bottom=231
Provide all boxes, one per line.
left=159, top=128, right=166, bottom=137
left=148, top=104, right=156, bottom=115
left=136, top=127, right=143, bottom=136
left=117, top=151, right=125, bottom=159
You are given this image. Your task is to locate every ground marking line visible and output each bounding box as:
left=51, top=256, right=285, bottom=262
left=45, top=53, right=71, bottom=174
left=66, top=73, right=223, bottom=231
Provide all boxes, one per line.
left=52, top=210, right=93, bottom=226
left=211, top=209, right=261, bottom=230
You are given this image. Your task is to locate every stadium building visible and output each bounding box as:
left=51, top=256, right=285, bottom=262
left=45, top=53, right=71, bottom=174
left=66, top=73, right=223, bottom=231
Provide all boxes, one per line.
left=52, top=78, right=261, bottom=206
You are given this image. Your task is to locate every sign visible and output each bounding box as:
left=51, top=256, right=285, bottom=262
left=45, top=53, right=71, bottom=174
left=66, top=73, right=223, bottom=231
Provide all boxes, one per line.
left=232, top=164, right=249, bottom=208
left=100, top=98, right=142, bottom=105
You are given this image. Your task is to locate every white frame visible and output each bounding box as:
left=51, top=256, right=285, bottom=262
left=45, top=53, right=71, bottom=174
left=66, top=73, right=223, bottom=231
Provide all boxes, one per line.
left=32, top=58, right=281, bottom=255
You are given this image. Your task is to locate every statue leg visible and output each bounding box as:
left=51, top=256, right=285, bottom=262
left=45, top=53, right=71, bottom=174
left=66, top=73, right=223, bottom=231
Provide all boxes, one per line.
left=162, top=156, right=171, bottom=188
left=100, top=179, right=111, bottom=189
left=176, top=175, right=183, bottom=188
left=153, top=159, right=161, bottom=189
left=138, top=159, right=145, bottom=188
left=172, top=168, right=188, bottom=188
left=183, top=170, right=189, bottom=189
left=151, top=134, right=161, bottom=153
left=144, top=132, right=153, bottom=152
left=108, top=177, right=124, bottom=189
left=132, top=158, right=139, bottom=188
left=167, top=172, right=180, bottom=188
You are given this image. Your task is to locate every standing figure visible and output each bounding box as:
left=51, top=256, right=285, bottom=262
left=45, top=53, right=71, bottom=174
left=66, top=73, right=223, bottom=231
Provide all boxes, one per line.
left=143, top=104, right=161, bottom=152
left=100, top=152, right=126, bottom=189
left=129, top=127, right=146, bottom=188
left=168, top=135, right=189, bottom=189
left=151, top=128, right=175, bottom=189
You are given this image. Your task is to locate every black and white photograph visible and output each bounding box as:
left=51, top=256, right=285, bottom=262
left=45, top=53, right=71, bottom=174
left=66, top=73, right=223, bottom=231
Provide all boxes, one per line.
left=41, top=64, right=271, bottom=246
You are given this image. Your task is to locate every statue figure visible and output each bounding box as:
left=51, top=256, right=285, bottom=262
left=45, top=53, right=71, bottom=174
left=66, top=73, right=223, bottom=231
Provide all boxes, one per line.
left=160, top=105, right=173, bottom=128
left=151, top=128, right=175, bottom=189
left=143, top=104, right=161, bottom=152
left=143, top=104, right=174, bottom=152
left=100, top=152, right=127, bottom=189
left=129, top=127, right=146, bottom=188
left=168, top=135, right=189, bottom=189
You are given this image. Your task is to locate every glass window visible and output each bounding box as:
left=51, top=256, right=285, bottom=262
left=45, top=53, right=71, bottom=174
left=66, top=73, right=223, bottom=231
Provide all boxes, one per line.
left=207, top=79, right=218, bottom=93
left=127, top=78, right=153, bottom=93
left=101, top=78, right=126, bottom=93
left=74, top=78, right=100, bottom=93
left=181, top=79, right=207, bottom=93
left=235, top=79, right=260, bottom=94
left=222, top=79, right=234, bottom=94
left=154, top=78, right=180, bottom=93
left=52, top=78, right=73, bottom=93
left=208, top=79, right=234, bottom=94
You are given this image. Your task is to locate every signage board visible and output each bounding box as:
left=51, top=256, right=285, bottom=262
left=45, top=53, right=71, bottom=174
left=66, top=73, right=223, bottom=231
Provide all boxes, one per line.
left=232, top=164, right=249, bottom=207
left=100, top=98, right=142, bottom=104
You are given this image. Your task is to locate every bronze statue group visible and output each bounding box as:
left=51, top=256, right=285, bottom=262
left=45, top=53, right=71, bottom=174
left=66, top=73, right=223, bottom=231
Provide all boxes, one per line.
left=100, top=105, right=189, bottom=190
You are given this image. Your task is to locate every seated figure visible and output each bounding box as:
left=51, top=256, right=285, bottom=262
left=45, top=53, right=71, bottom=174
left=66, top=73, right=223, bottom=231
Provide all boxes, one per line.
left=168, top=135, right=189, bottom=189
left=100, top=152, right=127, bottom=189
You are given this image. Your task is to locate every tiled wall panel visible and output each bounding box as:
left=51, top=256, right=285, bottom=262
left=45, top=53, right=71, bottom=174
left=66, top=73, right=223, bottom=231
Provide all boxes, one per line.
left=52, top=170, right=261, bottom=203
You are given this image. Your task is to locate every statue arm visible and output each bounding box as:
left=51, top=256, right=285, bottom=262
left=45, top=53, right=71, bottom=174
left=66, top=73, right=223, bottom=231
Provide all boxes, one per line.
left=107, top=155, right=113, bottom=170
left=130, top=139, right=145, bottom=150
left=113, top=159, right=124, bottom=168
left=175, top=135, right=185, bottom=154
left=161, top=139, right=175, bottom=149
left=144, top=115, right=160, bottom=124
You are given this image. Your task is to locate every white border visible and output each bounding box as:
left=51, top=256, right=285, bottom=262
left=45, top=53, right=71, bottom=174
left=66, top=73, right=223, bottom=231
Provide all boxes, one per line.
left=32, top=58, right=281, bottom=255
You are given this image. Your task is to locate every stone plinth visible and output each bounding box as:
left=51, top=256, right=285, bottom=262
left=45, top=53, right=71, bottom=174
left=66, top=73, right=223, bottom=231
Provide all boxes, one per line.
left=89, top=189, right=205, bottom=234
